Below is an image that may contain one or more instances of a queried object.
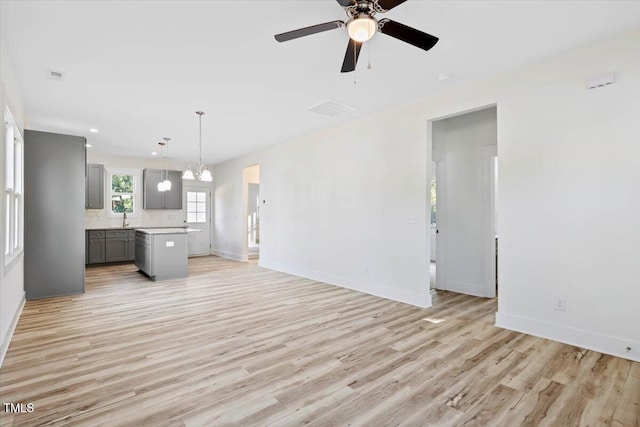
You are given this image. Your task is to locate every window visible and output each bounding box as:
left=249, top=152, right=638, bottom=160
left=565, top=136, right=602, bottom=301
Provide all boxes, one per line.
left=110, top=172, right=135, bottom=215
left=186, top=191, right=207, bottom=223
left=4, top=108, right=24, bottom=266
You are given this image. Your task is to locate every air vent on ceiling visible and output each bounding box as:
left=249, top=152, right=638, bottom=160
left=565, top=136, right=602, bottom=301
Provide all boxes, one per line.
left=307, top=99, right=358, bottom=118
left=47, top=69, right=65, bottom=81
left=586, top=72, right=615, bottom=90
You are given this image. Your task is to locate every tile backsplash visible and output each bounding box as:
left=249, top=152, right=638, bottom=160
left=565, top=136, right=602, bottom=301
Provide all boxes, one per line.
left=85, top=208, right=184, bottom=229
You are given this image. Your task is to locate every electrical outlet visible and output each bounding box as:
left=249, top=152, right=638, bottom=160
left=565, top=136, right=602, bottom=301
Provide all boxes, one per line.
left=554, top=298, right=567, bottom=312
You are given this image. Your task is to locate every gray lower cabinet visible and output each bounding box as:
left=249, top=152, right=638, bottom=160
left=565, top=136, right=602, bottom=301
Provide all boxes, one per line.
left=86, top=229, right=135, bottom=264
left=106, top=230, right=128, bottom=262
left=143, top=169, right=183, bottom=209
left=128, top=237, right=135, bottom=261
left=135, top=230, right=187, bottom=281
left=86, top=230, right=106, bottom=264
left=85, top=163, right=104, bottom=209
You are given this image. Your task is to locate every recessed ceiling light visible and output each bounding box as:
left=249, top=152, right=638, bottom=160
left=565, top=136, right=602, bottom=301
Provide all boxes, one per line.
left=85, top=143, right=92, bottom=148
left=89, top=128, right=98, bottom=133
left=437, top=73, right=451, bottom=81
left=151, top=151, right=158, bottom=156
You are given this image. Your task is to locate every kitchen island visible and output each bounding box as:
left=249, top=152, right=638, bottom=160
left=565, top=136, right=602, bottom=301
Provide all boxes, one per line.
left=135, top=228, right=188, bottom=281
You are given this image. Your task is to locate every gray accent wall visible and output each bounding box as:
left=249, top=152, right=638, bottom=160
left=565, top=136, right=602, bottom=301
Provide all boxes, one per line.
left=24, top=130, right=86, bottom=300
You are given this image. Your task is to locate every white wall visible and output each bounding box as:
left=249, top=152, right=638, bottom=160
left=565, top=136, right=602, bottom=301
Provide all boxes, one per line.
left=84, top=152, right=204, bottom=229
left=494, top=32, right=640, bottom=362
left=214, top=106, right=431, bottom=307
left=0, top=36, right=26, bottom=366
left=213, top=29, right=640, bottom=361
left=433, top=107, right=497, bottom=297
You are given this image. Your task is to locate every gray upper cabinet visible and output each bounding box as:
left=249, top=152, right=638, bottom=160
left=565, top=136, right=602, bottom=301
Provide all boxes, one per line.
left=85, top=163, right=104, bottom=209
left=164, top=170, right=183, bottom=209
left=143, top=169, right=182, bottom=209
left=143, top=169, right=164, bottom=209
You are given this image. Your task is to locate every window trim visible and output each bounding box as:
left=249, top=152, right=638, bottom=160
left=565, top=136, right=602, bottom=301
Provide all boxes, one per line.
left=106, top=168, right=140, bottom=219
left=4, top=107, right=24, bottom=271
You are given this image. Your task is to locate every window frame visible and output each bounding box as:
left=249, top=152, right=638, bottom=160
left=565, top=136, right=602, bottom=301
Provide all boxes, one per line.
left=106, top=168, right=140, bottom=218
left=4, top=107, right=24, bottom=270
left=186, top=190, right=208, bottom=224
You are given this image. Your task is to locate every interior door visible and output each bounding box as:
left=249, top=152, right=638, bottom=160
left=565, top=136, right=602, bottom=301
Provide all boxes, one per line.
left=183, top=186, right=211, bottom=256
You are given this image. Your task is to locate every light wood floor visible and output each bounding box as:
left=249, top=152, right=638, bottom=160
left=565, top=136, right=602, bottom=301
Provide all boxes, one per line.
left=1, top=256, right=638, bottom=426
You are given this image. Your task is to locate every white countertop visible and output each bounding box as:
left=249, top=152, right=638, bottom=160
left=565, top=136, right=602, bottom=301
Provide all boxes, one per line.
left=135, top=228, right=188, bottom=235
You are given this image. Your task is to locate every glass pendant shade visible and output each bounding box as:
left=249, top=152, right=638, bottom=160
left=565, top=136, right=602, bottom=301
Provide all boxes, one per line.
left=199, top=168, right=213, bottom=182
left=182, top=168, right=195, bottom=180
left=162, top=180, right=172, bottom=191
left=347, top=17, right=377, bottom=42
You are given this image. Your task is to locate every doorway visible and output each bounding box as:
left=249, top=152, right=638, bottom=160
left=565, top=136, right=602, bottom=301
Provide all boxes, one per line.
left=430, top=106, right=497, bottom=298
left=242, top=165, right=260, bottom=261
left=183, top=185, right=212, bottom=256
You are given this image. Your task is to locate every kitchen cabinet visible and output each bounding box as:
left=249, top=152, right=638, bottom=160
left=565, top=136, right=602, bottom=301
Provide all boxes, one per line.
left=105, top=229, right=128, bottom=262
left=85, top=163, right=104, bottom=209
left=86, top=230, right=106, bottom=264
left=86, top=229, right=135, bottom=264
left=143, top=169, right=183, bottom=209
left=25, top=130, right=86, bottom=300
left=135, top=229, right=187, bottom=281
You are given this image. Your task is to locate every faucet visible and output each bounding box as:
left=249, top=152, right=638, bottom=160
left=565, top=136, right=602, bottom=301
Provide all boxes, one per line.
left=123, top=212, right=129, bottom=228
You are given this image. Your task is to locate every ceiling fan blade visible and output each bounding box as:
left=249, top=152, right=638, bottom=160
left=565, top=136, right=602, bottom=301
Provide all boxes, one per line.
left=336, top=0, right=356, bottom=6
left=376, top=0, right=408, bottom=12
left=378, top=19, right=439, bottom=51
left=341, top=39, right=362, bottom=73
left=275, top=21, right=345, bottom=42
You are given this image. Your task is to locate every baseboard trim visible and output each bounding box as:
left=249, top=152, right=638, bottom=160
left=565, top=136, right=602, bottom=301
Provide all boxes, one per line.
left=496, top=311, right=640, bottom=362
left=260, top=260, right=431, bottom=308
left=211, top=249, right=244, bottom=262
left=0, top=295, right=25, bottom=368
left=446, top=280, right=487, bottom=298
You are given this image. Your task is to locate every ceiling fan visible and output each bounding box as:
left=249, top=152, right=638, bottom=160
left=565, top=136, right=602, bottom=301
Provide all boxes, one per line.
left=274, top=0, right=439, bottom=73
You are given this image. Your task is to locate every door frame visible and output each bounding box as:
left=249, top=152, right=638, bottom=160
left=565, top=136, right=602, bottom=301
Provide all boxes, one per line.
left=483, top=146, right=498, bottom=297
left=241, top=164, right=260, bottom=262
left=433, top=151, right=447, bottom=291
left=426, top=103, right=498, bottom=298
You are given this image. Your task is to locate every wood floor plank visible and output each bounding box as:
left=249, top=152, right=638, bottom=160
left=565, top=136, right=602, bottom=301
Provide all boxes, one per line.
left=0, top=256, right=637, bottom=426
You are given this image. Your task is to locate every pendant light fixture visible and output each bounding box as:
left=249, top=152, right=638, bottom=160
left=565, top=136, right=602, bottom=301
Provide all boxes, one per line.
left=183, top=111, right=212, bottom=182
left=157, top=138, right=172, bottom=192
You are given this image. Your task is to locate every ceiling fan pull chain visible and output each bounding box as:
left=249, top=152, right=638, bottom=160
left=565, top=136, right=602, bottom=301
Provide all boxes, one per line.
left=367, top=42, right=372, bottom=70
left=353, top=39, right=357, bottom=84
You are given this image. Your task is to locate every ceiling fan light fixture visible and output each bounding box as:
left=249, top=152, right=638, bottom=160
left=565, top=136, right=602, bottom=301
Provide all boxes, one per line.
left=347, top=16, right=377, bottom=42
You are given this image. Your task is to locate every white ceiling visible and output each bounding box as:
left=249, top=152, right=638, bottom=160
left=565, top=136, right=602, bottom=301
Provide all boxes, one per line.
left=2, top=1, right=640, bottom=164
